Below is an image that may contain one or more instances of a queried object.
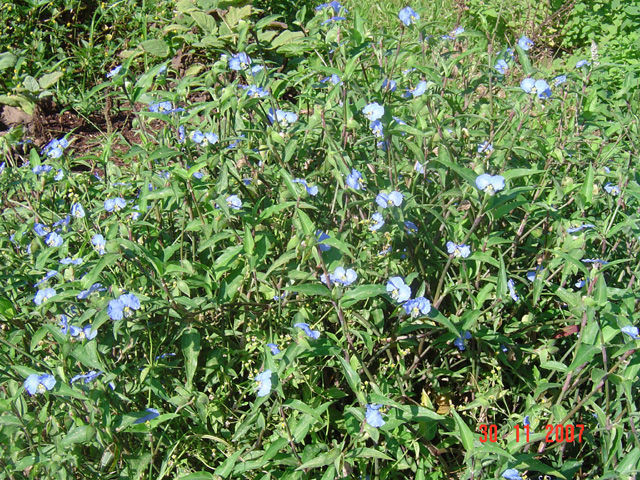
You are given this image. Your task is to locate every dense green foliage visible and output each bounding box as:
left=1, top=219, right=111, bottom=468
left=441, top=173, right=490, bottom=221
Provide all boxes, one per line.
left=1, top=1, right=639, bottom=479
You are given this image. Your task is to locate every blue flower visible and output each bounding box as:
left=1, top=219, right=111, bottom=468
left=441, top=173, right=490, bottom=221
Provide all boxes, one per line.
left=414, top=161, right=425, bottom=174
left=55, top=169, right=64, bottom=180
left=507, top=279, right=519, bottom=302
left=315, top=1, right=347, bottom=14
left=502, top=468, right=522, bottom=480
left=292, top=178, right=318, bottom=196
left=404, top=220, right=418, bottom=234
left=534, top=79, right=552, bottom=98
left=316, top=230, right=331, bottom=251
left=567, top=223, right=595, bottom=233
left=442, top=26, right=464, bottom=40
left=42, top=138, right=69, bottom=158
left=107, top=65, right=122, bottom=78
left=59, top=314, right=69, bottom=334
left=446, top=241, right=471, bottom=258
left=134, top=408, right=160, bottom=424
left=155, top=352, right=176, bottom=361
left=477, top=142, right=494, bottom=154
left=523, top=415, right=530, bottom=426
left=370, top=120, right=384, bottom=138
left=575, top=279, right=586, bottom=289
left=92, top=234, right=106, bottom=255
left=346, top=169, right=365, bottom=190
left=321, top=16, right=346, bottom=24
left=266, top=343, right=281, bottom=355
left=24, top=373, right=56, bottom=395
left=227, top=134, right=245, bottom=149
left=190, top=130, right=219, bottom=145
left=576, top=60, right=590, bottom=68
left=365, top=404, right=385, bottom=427
left=33, top=270, right=58, bottom=288
left=33, top=164, right=53, bottom=175
left=69, top=324, right=98, bottom=341
left=108, top=293, right=141, bottom=321
left=494, top=59, right=509, bottom=75
left=386, top=277, right=411, bottom=303
left=582, top=258, right=609, bottom=265
left=369, top=212, right=385, bottom=232
left=226, top=195, right=243, bottom=210
left=229, top=52, right=251, bottom=71
left=330, top=266, right=358, bottom=286
left=521, top=78, right=551, bottom=98
left=52, top=216, right=71, bottom=232
left=398, top=6, right=419, bottom=26
left=0, top=162, right=5, bottom=174
left=362, top=102, right=384, bottom=121
left=255, top=370, right=272, bottom=397
left=554, top=75, right=567, bottom=86
left=70, top=370, right=103, bottom=384
left=104, top=197, right=127, bottom=212
left=403, top=297, right=431, bottom=317
left=34, top=287, right=56, bottom=305
left=376, top=191, right=403, bottom=208
left=44, top=232, right=63, bottom=247
left=604, top=183, right=620, bottom=196
left=267, top=108, right=298, bottom=127
left=70, top=203, right=85, bottom=219
left=454, top=331, right=472, bottom=351
left=321, top=74, right=342, bottom=85
left=475, top=174, right=505, bottom=195
left=520, top=77, right=535, bottom=93
left=621, top=326, right=639, bottom=340
left=409, top=80, right=427, bottom=97
left=382, top=78, right=397, bottom=92
left=526, top=266, right=544, bottom=282
left=294, top=322, right=321, bottom=339
left=244, top=85, right=269, bottom=98
left=517, top=36, right=533, bottom=51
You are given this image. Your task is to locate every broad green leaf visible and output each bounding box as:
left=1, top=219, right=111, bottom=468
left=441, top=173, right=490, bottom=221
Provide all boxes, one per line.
left=285, top=283, right=331, bottom=297
left=340, top=285, right=386, bottom=308
left=140, top=39, right=169, bottom=57
left=38, top=71, right=63, bottom=89
left=451, top=409, right=474, bottom=452
left=61, top=425, right=95, bottom=447
left=181, top=328, right=201, bottom=390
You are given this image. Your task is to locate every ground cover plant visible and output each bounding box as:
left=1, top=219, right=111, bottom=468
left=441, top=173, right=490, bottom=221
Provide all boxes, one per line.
left=1, top=0, right=640, bottom=479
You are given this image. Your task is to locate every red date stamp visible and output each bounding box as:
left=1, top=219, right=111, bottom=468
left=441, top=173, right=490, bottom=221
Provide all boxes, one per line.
left=478, top=424, right=584, bottom=443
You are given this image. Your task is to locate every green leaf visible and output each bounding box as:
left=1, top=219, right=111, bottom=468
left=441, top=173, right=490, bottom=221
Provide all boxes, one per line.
left=215, top=450, right=244, bottom=478
left=0, top=296, right=16, bottom=319
left=71, top=342, right=106, bottom=370
left=190, top=11, right=217, bottom=33
left=23, top=76, right=40, bottom=93
left=176, top=473, right=214, bottom=480
left=345, top=447, right=393, bottom=460
left=61, top=425, right=95, bottom=447
left=0, top=52, right=17, bottom=71
left=38, top=71, right=63, bottom=90
left=568, top=344, right=599, bottom=371
left=285, top=283, right=331, bottom=297
left=271, top=30, right=305, bottom=49
left=451, top=409, right=474, bottom=452
left=340, top=285, right=386, bottom=308
left=432, top=148, right=477, bottom=187
left=181, top=328, right=201, bottom=390
left=140, top=39, right=169, bottom=57
left=580, top=165, right=594, bottom=206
